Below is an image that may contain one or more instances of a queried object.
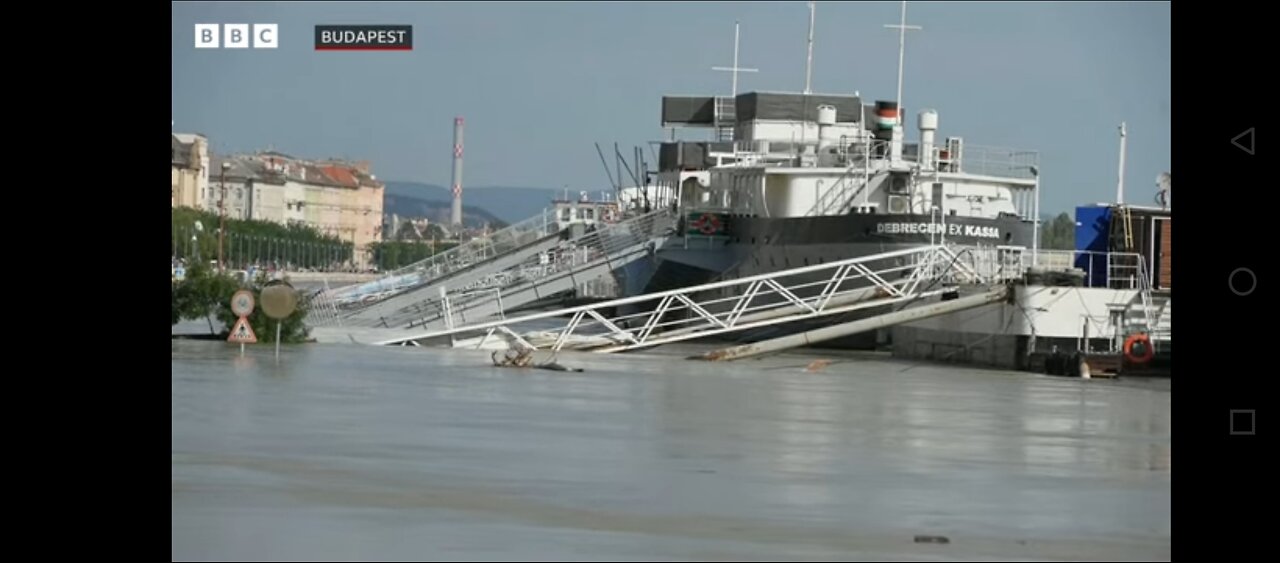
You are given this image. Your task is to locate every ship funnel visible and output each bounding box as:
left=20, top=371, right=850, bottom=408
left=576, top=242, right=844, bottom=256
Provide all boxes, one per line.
left=817, top=105, right=837, bottom=127
left=816, top=105, right=838, bottom=165
left=919, top=109, right=938, bottom=169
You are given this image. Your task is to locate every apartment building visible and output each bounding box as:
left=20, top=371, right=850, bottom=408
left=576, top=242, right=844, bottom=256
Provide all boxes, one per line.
left=187, top=149, right=385, bottom=267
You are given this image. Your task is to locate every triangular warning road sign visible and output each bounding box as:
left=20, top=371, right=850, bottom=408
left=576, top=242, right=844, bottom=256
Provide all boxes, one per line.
left=228, top=316, right=258, bottom=344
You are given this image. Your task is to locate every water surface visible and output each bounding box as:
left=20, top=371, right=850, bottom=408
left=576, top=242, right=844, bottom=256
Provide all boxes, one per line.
left=172, top=341, right=1170, bottom=561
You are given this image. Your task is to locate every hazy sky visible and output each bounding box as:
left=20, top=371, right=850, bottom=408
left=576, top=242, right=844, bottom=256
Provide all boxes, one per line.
left=172, top=1, right=1171, bottom=215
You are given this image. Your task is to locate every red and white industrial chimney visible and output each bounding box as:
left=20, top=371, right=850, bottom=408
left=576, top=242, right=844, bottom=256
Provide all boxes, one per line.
left=450, top=116, right=464, bottom=228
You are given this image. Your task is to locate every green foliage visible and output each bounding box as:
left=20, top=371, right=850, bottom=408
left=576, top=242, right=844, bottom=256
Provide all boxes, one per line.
left=368, top=240, right=459, bottom=270
left=214, top=274, right=311, bottom=344
left=1039, top=212, right=1076, bottom=250
left=172, top=262, right=241, bottom=329
left=171, top=207, right=354, bottom=268
left=171, top=264, right=310, bottom=343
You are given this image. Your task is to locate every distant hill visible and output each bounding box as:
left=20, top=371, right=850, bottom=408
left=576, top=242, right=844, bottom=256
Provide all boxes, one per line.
left=385, top=181, right=559, bottom=224
left=383, top=193, right=507, bottom=230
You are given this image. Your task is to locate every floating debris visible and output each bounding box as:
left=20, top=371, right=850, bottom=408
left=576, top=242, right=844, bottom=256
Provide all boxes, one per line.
left=491, top=348, right=584, bottom=372
left=492, top=348, right=535, bottom=368
left=805, top=359, right=833, bottom=373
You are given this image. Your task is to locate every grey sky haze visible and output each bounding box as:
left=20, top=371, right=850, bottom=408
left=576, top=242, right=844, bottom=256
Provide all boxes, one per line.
left=172, top=1, right=1171, bottom=215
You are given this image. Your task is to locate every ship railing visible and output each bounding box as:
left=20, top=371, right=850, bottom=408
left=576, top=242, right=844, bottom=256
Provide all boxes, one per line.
left=905, top=245, right=1029, bottom=285
left=330, top=207, right=564, bottom=305
left=1023, top=250, right=1149, bottom=291
left=938, top=144, right=1040, bottom=179
left=475, top=207, right=672, bottom=290
left=1027, top=249, right=1163, bottom=343
left=725, top=138, right=893, bottom=171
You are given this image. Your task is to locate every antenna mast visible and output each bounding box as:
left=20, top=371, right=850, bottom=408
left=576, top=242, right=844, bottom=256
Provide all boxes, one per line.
left=712, top=21, right=758, bottom=98
left=884, top=1, right=922, bottom=112
left=804, top=1, right=816, bottom=94
left=1117, top=122, right=1128, bottom=205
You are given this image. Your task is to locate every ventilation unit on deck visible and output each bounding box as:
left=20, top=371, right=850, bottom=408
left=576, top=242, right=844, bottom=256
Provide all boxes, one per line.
left=887, top=195, right=910, bottom=214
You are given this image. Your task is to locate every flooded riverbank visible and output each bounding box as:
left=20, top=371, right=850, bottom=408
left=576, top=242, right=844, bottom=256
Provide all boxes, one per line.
left=172, top=340, right=1170, bottom=561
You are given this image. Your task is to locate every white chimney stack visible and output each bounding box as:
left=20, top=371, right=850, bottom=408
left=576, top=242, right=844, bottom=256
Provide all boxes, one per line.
left=450, top=116, right=465, bottom=227
left=919, top=109, right=938, bottom=169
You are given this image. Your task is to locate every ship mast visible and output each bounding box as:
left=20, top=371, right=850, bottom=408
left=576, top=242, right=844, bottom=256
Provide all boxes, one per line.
left=1117, top=122, right=1128, bottom=205
left=884, top=0, right=922, bottom=112
left=804, top=1, right=816, bottom=94
left=712, top=21, right=758, bottom=98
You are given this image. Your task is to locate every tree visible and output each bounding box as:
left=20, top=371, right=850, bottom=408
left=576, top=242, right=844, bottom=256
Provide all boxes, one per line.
left=172, top=262, right=243, bottom=334
left=368, top=239, right=460, bottom=270
left=214, top=274, right=311, bottom=344
left=1039, top=212, right=1076, bottom=250
left=171, top=206, right=354, bottom=269
left=171, top=263, right=310, bottom=343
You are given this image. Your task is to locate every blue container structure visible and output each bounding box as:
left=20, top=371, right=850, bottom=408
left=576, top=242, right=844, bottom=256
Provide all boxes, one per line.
left=1074, top=206, right=1111, bottom=288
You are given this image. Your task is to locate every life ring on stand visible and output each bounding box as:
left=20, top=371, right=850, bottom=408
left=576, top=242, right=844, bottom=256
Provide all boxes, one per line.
left=1123, top=333, right=1154, bottom=365
left=691, top=213, right=722, bottom=235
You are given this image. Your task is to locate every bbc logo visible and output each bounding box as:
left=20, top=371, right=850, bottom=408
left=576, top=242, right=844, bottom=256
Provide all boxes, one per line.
left=195, top=23, right=278, bottom=49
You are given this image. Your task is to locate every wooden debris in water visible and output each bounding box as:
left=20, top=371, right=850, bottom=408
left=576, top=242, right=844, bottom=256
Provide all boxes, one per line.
left=805, top=359, right=833, bottom=373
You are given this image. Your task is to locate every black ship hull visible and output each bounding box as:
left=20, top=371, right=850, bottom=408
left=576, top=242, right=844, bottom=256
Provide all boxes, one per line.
left=630, top=213, right=1034, bottom=350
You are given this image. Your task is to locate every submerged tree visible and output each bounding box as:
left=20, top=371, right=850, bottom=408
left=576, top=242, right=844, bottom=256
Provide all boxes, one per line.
left=213, top=274, right=311, bottom=344
left=172, top=264, right=310, bottom=343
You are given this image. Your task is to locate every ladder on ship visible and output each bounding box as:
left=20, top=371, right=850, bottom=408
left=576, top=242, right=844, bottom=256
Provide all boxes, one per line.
left=370, top=244, right=1025, bottom=351
left=1113, top=206, right=1135, bottom=252
left=805, top=139, right=889, bottom=216
left=714, top=97, right=735, bottom=142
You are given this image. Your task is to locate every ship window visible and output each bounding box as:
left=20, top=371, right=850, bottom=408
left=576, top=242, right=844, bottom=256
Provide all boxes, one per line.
left=803, top=258, right=809, bottom=266
left=561, top=208, right=571, bottom=221
left=770, top=256, right=776, bottom=268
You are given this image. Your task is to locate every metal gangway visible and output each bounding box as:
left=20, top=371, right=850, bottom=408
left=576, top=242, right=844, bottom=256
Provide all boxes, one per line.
left=371, top=244, right=1025, bottom=351
left=329, top=207, right=567, bottom=311
left=308, top=208, right=677, bottom=340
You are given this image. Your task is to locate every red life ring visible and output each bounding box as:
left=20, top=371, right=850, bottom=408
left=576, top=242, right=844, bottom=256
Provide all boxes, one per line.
left=691, top=213, right=721, bottom=235
left=1123, top=333, right=1154, bottom=365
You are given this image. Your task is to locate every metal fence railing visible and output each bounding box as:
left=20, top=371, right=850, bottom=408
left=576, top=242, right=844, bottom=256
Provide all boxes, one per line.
left=172, top=226, right=356, bottom=274
left=329, top=207, right=565, bottom=306
left=386, top=208, right=676, bottom=329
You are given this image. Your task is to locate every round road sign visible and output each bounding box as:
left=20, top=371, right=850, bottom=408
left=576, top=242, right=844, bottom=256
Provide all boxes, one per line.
left=261, top=282, right=299, bottom=320
left=231, top=290, right=256, bottom=317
